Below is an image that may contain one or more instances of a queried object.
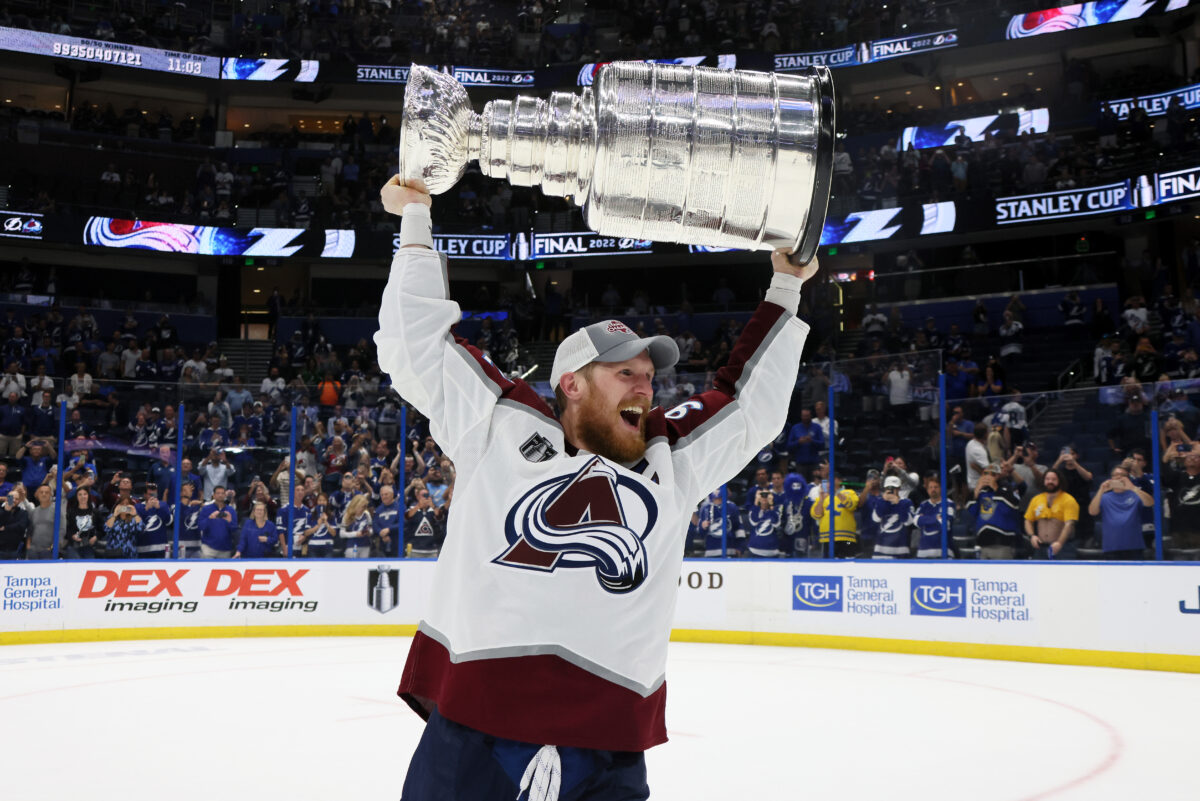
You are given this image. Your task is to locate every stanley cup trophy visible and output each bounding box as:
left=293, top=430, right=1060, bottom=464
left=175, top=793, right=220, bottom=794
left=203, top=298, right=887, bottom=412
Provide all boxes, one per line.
left=400, top=62, right=835, bottom=262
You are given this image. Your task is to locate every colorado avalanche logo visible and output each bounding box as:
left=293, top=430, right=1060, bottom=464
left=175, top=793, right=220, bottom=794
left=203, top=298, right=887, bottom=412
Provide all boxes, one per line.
left=494, top=457, right=657, bottom=594
left=606, top=321, right=634, bottom=335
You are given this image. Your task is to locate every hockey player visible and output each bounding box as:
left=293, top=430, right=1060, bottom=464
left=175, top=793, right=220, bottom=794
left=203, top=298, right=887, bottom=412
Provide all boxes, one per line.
left=377, top=176, right=816, bottom=800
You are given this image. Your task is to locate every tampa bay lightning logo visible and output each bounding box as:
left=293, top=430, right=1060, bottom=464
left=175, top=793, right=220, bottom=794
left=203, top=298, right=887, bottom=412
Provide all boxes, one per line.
left=494, top=457, right=658, bottom=594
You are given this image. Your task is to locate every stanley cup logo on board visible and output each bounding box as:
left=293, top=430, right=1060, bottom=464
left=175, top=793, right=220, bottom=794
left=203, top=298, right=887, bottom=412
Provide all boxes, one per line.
left=400, top=62, right=836, bottom=263
left=368, top=565, right=398, bottom=614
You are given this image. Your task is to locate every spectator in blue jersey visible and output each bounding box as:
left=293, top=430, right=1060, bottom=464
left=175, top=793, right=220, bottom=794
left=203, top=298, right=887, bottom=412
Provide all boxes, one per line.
left=870, top=475, right=914, bottom=559
left=275, top=483, right=309, bottom=558
left=0, top=463, right=12, bottom=497
left=0, top=391, right=25, bottom=458
left=856, top=470, right=882, bottom=558
left=328, top=472, right=360, bottom=522
left=966, top=464, right=1023, bottom=559
left=744, top=487, right=783, bottom=558
left=374, top=484, right=403, bottom=557
left=17, top=439, right=54, bottom=491
left=65, top=408, right=92, bottom=440
left=1058, top=291, right=1088, bottom=339
left=914, top=476, right=954, bottom=558
left=198, top=486, right=238, bottom=558
left=158, top=347, right=183, bottom=382
left=174, top=481, right=204, bottom=558
left=690, top=490, right=743, bottom=558
left=135, top=485, right=173, bottom=558
left=102, top=497, right=143, bottom=559
left=1087, top=466, right=1154, bottom=560
left=198, top=417, right=230, bottom=452
left=234, top=501, right=282, bottom=559
left=405, top=487, right=444, bottom=558
left=152, top=405, right=179, bottom=446
left=1121, top=450, right=1156, bottom=548
left=340, top=494, right=373, bottom=559
left=768, top=471, right=798, bottom=556
left=133, top=348, right=158, bottom=384
left=150, top=447, right=175, bottom=498
left=26, top=391, right=56, bottom=441
left=299, top=492, right=335, bottom=557
left=785, top=408, right=824, bottom=476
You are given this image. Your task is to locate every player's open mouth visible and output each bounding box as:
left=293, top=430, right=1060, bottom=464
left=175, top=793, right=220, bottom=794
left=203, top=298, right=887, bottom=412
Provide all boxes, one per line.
left=619, top=406, right=644, bottom=431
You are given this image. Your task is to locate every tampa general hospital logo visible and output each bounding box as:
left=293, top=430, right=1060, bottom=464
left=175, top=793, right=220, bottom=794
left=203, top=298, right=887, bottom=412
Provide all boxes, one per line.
left=494, top=456, right=658, bottom=594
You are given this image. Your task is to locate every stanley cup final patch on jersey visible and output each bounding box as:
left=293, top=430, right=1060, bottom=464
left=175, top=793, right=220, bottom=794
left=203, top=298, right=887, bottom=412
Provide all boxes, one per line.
left=494, top=456, right=659, bottom=594
left=519, top=432, right=558, bottom=463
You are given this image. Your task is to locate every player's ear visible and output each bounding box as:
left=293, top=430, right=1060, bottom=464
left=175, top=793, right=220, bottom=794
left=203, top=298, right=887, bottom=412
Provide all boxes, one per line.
left=559, top=371, right=587, bottom=401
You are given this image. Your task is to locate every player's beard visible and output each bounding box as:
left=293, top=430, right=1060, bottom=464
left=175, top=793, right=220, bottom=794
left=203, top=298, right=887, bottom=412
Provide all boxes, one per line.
left=575, top=390, right=649, bottom=463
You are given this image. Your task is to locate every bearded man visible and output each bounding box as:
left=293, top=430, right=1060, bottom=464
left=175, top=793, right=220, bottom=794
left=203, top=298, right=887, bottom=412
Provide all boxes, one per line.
left=376, top=175, right=817, bottom=801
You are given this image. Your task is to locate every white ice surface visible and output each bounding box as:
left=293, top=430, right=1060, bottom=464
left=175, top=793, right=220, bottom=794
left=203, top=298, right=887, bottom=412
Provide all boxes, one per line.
left=0, top=637, right=1196, bottom=800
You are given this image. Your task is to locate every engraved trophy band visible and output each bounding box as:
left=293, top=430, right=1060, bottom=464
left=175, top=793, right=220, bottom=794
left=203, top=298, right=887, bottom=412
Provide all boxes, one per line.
left=400, top=62, right=834, bottom=261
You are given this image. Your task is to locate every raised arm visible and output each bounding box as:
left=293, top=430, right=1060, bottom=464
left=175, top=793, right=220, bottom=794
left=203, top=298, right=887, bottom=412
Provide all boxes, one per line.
left=661, top=251, right=818, bottom=505
left=374, top=177, right=538, bottom=469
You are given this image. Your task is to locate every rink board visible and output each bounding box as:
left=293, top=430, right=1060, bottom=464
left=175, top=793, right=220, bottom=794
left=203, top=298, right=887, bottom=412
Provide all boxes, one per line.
left=1, top=560, right=1199, bottom=672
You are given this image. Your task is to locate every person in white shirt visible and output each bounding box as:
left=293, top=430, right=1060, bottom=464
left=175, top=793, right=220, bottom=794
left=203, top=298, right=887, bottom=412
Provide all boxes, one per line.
left=260, top=367, right=286, bottom=403
left=0, top=363, right=25, bottom=399
left=26, top=365, right=53, bottom=400
left=965, top=423, right=990, bottom=490
left=183, top=349, right=208, bottom=380
left=885, top=360, right=912, bottom=422
left=120, top=343, right=141, bottom=379
left=861, top=304, right=888, bottom=334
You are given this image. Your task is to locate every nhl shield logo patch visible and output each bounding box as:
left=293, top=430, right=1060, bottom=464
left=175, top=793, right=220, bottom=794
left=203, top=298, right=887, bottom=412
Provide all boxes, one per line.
left=368, top=565, right=399, bottom=613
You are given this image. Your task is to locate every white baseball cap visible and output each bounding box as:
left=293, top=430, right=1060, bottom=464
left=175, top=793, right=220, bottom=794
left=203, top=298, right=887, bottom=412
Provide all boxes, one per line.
left=550, top=320, right=679, bottom=391
left=883, top=476, right=903, bottom=490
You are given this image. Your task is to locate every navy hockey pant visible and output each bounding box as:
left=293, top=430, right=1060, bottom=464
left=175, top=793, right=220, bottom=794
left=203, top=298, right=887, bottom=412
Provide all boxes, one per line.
left=401, top=707, right=650, bottom=801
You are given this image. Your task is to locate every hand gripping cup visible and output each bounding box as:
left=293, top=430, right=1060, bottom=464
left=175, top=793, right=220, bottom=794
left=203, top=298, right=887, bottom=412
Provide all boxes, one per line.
left=400, top=62, right=835, bottom=262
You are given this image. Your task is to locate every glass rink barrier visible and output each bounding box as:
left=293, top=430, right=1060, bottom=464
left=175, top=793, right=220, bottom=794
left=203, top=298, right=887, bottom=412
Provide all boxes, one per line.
left=1, top=370, right=1197, bottom=563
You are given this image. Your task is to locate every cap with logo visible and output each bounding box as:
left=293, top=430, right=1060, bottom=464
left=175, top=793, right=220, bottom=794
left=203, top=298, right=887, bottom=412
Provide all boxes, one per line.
left=883, top=475, right=903, bottom=490
left=550, top=320, right=678, bottom=391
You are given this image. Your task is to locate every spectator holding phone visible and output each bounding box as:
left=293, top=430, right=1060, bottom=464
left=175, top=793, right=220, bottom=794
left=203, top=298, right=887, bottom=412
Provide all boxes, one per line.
left=744, top=487, right=782, bottom=558
left=234, top=501, right=282, bottom=559
left=136, top=484, right=173, bottom=558
left=198, top=486, right=238, bottom=558
left=103, top=497, right=143, bottom=559
left=1088, top=466, right=1153, bottom=560
left=340, top=494, right=373, bottom=559
left=870, top=475, right=913, bottom=559
left=811, top=477, right=859, bottom=558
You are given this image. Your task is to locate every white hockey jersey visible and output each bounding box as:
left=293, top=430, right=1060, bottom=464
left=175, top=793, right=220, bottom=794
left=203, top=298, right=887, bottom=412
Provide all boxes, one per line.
left=376, top=217, right=809, bottom=752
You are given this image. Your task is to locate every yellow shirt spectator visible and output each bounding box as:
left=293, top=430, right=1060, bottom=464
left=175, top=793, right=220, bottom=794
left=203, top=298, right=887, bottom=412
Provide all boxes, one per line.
left=811, top=487, right=859, bottom=544
left=1023, top=491, right=1080, bottom=524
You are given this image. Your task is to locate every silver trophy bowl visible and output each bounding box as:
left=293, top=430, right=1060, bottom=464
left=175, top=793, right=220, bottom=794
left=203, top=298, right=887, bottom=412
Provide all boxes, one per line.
left=400, top=62, right=834, bottom=261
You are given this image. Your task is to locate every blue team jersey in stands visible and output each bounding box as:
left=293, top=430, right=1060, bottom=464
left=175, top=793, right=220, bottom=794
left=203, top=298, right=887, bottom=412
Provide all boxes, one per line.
left=134, top=502, right=173, bottom=553
left=745, top=508, right=782, bottom=556
left=914, top=499, right=955, bottom=558
left=871, top=497, right=914, bottom=557
left=966, top=487, right=1022, bottom=547
left=693, top=499, right=742, bottom=556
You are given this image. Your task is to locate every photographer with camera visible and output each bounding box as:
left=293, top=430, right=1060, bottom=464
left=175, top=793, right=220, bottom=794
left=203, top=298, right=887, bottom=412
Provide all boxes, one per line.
left=199, top=447, right=236, bottom=499
left=745, top=486, right=783, bottom=558
left=1087, top=465, right=1153, bottom=560
left=103, top=495, right=143, bottom=559
left=136, top=483, right=173, bottom=558
left=967, top=463, right=1024, bottom=559
left=198, top=486, right=238, bottom=558
left=868, top=475, right=914, bottom=559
